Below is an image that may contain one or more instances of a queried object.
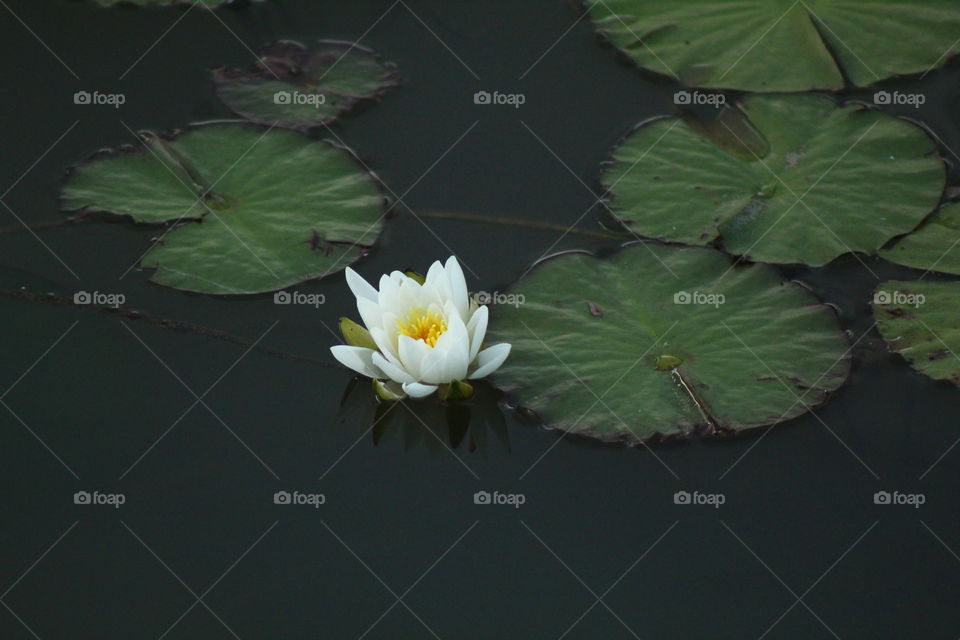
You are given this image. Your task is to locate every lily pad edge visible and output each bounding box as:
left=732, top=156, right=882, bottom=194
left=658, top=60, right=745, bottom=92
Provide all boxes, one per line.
left=489, top=241, right=853, bottom=446
left=58, top=120, right=392, bottom=295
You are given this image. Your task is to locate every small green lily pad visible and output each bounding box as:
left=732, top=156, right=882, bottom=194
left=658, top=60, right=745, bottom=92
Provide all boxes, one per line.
left=881, top=203, right=960, bottom=276
left=587, top=0, right=960, bottom=92
left=486, top=243, right=851, bottom=443
left=213, top=40, right=399, bottom=131
left=61, top=124, right=384, bottom=295
left=603, top=94, right=944, bottom=266
left=873, top=280, right=960, bottom=385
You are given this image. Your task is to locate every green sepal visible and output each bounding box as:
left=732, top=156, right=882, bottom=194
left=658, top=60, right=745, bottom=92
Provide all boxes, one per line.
left=440, top=379, right=474, bottom=402
left=373, top=379, right=405, bottom=402
left=339, top=317, right=377, bottom=350
left=404, top=270, right=426, bottom=285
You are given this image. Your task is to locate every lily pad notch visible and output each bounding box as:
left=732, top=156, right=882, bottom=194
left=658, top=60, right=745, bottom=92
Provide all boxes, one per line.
left=881, top=202, right=960, bottom=276
left=873, top=280, right=960, bottom=386
left=213, top=40, right=400, bottom=131
left=601, top=94, right=945, bottom=267
left=486, top=243, right=852, bottom=444
left=586, top=0, right=960, bottom=92
left=60, top=123, right=387, bottom=295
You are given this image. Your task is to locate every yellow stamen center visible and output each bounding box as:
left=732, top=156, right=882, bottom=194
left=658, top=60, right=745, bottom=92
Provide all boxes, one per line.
left=397, top=308, right=447, bottom=347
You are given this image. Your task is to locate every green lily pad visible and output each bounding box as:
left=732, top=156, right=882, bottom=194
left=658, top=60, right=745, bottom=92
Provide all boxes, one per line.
left=61, top=124, right=384, bottom=295
left=486, top=243, right=851, bottom=443
left=587, top=0, right=960, bottom=92
left=213, top=40, right=399, bottom=131
left=881, top=203, right=960, bottom=276
left=873, top=280, right=960, bottom=385
left=603, top=94, right=944, bottom=266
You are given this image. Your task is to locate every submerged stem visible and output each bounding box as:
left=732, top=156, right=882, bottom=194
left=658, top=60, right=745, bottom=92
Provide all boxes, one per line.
left=0, top=217, right=85, bottom=235
left=416, top=210, right=625, bottom=239
left=1, top=210, right=626, bottom=242
left=0, top=288, right=333, bottom=367
left=672, top=368, right=726, bottom=436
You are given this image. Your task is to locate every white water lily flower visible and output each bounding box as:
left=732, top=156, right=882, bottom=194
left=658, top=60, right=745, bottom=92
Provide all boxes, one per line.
left=330, top=256, right=511, bottom=399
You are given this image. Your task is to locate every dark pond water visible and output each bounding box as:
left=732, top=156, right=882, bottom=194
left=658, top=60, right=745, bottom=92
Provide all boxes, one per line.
left=1, top=1, right=959, bottom=638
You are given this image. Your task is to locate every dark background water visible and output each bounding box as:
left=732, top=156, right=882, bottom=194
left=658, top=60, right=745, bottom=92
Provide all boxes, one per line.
left=1, top=1, right=959, bottom=638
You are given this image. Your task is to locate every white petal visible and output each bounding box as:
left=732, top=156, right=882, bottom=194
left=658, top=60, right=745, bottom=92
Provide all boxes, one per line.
left=444, top=256, right=469, bottom=322
left=445, top=347, right=471, bottom=383
left=372, top=351, right=416, bottom=384
left=434, top=302, right=470, bottom=381
left=466, top=305, right=488, bottom=362
left=468, top=343, right=511, bottom=379
left=402, top=382, right=438, bottom=398
left=397, top=276, right=427, bottom=313
left=357, top=297, right=383, bottom=331
left=345, top=267, right=378, bottom=303
left=378, top=273, right=402, bottom=315
left=418, top=346, right=447, bottom=384
left=397, top=334, right=430, bottom=380
left=413, top=280, right=442, bottom=311
left=424, top=259, right=452, bottom=305
left=330, top=346, right=381, bottom=378
left=435, top=300, right=465, bottom=349
left=370, top=325, right=400, bottom=362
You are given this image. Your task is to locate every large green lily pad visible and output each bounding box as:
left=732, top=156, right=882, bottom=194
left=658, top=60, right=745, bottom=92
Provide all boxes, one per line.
left=486, top=243, right=850, bottom=443
left=873, top=280, right=960, bottom=385
left=61, top=124, right=384, bottom=295
left=213, top=40, right=399, bottom=131
left=881, top=203, right=960, bottom=276
left=587, top=0, right=960, bottom=92
left=603, top=94, right=944, bottom=266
